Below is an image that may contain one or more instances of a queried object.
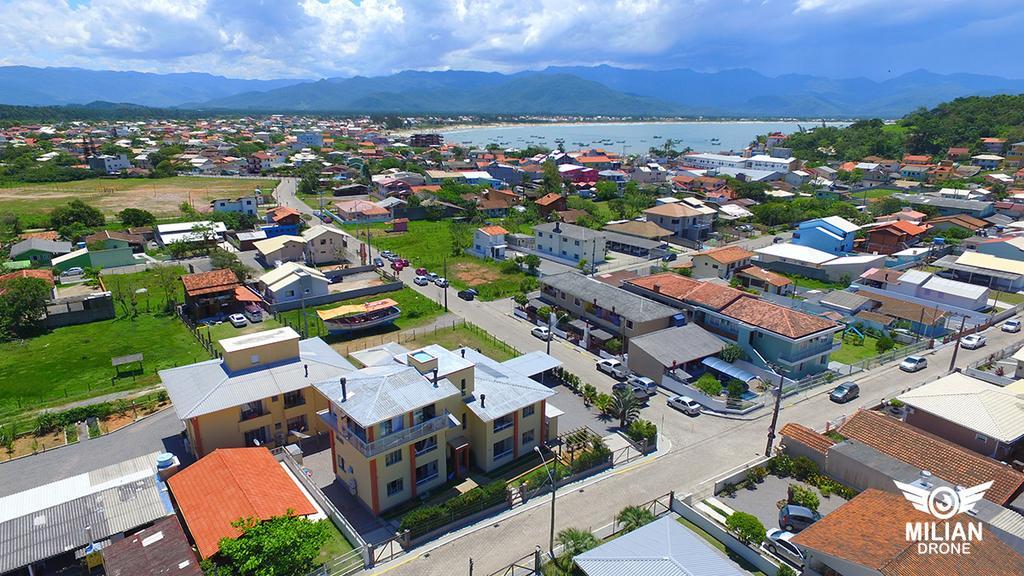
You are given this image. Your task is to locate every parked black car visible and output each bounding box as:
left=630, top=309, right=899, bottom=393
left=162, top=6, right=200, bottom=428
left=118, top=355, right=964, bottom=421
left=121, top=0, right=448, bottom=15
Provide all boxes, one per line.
left=457, top=288, right=479, bottom=301
left=779, top=505, right=821, bottom=532
left=829, top=382, right=859, bottom=403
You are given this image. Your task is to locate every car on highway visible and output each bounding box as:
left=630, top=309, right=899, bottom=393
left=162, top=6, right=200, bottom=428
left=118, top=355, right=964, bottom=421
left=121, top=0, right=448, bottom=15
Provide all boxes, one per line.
left=228, top=313, right=248, bottom=328
left=763, top=530, right=805, bottom=568
left=414, top=275, right=430, bottom=286
left=627, top=374, right=658, bottom=395
left=531, top=326, right=552, bottom=341
left=829, top=382, right=859, bottom=403
left=667, top=395, right=701, bottom=415
left=961, top=334, right=987, bottom=349
left=779, top=504, right=821, bottom=533
left=1002, top=319, right=1021, bottom=333
left=435, top=277, right=449, bottom=288
left=457, top=288, right=478, bottom=301
left=899, top=355, right=928, bottom=372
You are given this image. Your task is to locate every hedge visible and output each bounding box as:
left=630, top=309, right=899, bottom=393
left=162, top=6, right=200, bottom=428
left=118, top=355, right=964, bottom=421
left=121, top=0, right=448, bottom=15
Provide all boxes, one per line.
left=399, top=480, right=508, bottom=536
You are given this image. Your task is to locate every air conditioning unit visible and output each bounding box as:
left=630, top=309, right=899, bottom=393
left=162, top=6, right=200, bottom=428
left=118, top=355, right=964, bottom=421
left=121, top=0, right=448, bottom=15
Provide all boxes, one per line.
left=347, top=478, right=357, bottom=496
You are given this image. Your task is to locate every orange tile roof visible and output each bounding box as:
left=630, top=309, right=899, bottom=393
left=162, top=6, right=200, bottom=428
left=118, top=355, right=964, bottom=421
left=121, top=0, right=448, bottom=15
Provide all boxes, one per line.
left=168, top=448, right=318, bottom=559
left=19, top=230, right=60, bottom=241
left=736, top=265, right=792, bottom=287
left=478, top=225, right=508, bottom=236
left=535, top=193, right=563, bottom=206
left=874, top=220, right=930, bottom=236
left=626, top=272, right=748, bottom=310
left=268, top=206, right=301, bottom=222
left=838, top=410, right=1024, bottom=505
left=792, top=489, right=1024, bottom=575
left=181, top=269, right=239, bottom=297
left=695, top=246, right=754, bottom=265
left=780, top=422, right=834, bottom=454
left=721, top=296, right=836, bottom=339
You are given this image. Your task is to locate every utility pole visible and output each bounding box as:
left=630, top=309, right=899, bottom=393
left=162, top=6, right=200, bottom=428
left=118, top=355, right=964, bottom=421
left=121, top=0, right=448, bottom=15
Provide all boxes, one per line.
left=764, top=366, right=785, bottom=458
left=443, top=254, right=449, bottom=312
left=535, top=446, right=557, bottom=558
left=947, top=314, right=968, bottom=373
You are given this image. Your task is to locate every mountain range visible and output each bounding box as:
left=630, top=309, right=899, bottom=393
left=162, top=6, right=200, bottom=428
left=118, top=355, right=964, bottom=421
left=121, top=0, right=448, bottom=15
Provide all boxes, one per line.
left=3, top=65, right=1024, bottom=118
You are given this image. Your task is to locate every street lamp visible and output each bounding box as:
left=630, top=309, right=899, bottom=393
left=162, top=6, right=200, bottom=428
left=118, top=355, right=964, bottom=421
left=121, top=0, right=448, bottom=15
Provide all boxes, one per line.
left=535, top=445, right=557, bottom=558
left=764, top=364, right=786, bottom=458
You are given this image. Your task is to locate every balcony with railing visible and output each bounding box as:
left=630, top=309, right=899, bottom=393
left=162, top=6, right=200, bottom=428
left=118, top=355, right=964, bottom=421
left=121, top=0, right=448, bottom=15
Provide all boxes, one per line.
left=318, top=409, right=454, bottom=458
left=776, top=339, right=842, bottom=365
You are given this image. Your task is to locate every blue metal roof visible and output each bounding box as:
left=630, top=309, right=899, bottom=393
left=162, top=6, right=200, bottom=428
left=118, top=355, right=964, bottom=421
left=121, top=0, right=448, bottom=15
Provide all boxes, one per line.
left=701, top=357, right=758, bottom=383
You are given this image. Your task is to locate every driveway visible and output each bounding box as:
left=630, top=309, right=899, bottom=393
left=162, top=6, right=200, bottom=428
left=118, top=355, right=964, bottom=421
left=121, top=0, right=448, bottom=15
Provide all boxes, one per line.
left=0, top=408, right=189, bottom=497
left=716, top=474, right=846, bottom=532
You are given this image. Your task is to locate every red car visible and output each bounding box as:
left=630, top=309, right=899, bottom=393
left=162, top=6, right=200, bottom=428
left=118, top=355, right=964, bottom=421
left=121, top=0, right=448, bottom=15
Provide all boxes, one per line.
left=397, top=259, right=410, bottom=267
left=415, top=267, right=428, bottom=276
left=391, top=262, right=405, bottom=272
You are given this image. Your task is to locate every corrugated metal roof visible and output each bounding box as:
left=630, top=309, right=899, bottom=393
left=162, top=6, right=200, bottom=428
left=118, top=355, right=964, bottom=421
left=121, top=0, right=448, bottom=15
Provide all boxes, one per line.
left=628, top=325, right=726, bottom=367
left=501, top=350, right=562, bottom=377
left=541, top=272, right=678, bottom=323
left=461, top=349, right=555, bottom=423
left=0, top=452, right=172, bottom=573
left=160, top=338, right=356, bottom=419
left=574, top=517, right=747, bottom=576
left=898, top=373, right=1024, bottom=443
left=315, top=364, right=460, bottom=428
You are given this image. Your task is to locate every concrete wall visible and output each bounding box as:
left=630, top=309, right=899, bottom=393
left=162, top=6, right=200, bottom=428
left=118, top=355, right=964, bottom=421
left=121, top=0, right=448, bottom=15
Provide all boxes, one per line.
left=44, top=293, right=115, bottom=328
left=306, top=230, right=349, bottom=265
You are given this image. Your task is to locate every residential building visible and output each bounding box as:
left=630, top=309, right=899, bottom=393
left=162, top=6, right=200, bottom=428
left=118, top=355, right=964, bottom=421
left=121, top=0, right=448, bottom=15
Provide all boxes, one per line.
left=9, top=238, right=73, bottom=266
left=180, top=268, right=252, bottom=320
left=168, top=448, right=318, bottom=559
left=409, top=133, right=443, bottom=147
left=859, top=268, right=990, bottom=311
left=624, top=273, right=841, bottom=377
left=87, top=153, right=131, bottom=173
left=602, top=220, right=673, bottom=242
left=253, top=234, right=307, bottom=265
left=897, top=372, right=1024, bottom=460
left=690, top=246, right=754, bottom=280
left=981, top=137, right=1008, bottom=154
left=160, top=327, right=352, bottom=457
left=540, top=272, right=681, bottom=344
left=534, top=193, right=566, bottom=217
left=892, top=193, right=995, bottom=218
left=926, top=213, right=989, bottom=234
left=83, top=230, right=145, bottom=253
left=601, top=230, right=666, bottom=258
left=792, top=490, right=1024, bottom=576
left=754, top=242, right=885, bottom=282
left=626, top=324, right=726, bottom=382
left=266, top=205, right=303, bottom=226
left=471, top=225, right=508, bottom=260
left=295, top=131, right=324, bottom=149
left=210, top=195, right=258, bottom=216
left=863, top=220, right=929, bottom=254
left=733, top=265, right=793, bottom=295
left=256, top=262, right=330, bottom=304
left=682, top=152, right=746, bottom=169
left=314, top=344, right=555, bottom=514
left=933, top=251, right=1024, bottom=292
left=792, top=216, right=858, bottom=255
left=335, top=199, right=390, bottom=222
left=155, top=221, right=227, bottom=247
left=642, top=202, right=716, bottom=244
left=100, top=516, right=201, bottom=576
left=973, top=154, right=1005, bottom=170
left=532, top=222, right=607, bottom=266
left=745, top=154, right=797, bottom=172
left=573, top=516, right=747, bottom=576
left=303, top=224, right=349, bottom=265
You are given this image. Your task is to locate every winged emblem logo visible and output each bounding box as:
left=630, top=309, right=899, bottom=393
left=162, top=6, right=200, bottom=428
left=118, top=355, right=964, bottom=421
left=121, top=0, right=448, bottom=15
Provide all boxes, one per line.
left=894, top=480, right=992, bottom=520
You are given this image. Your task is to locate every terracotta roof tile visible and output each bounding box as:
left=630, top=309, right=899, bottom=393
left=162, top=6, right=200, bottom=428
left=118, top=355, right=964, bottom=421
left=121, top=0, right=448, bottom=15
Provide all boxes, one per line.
left=168, top=448, right=318, bottom=559
left=181, top=269, right=239, bottom=297
left=695, top=246, right=754, bottom=264
left=625, top=272, right=749, bottom=310
left=478, top=225, right=508, bottom=236
left=838, top=410, right=1024, bottom=505
left=780, top=423, right=834, bottom=454
left=736, top=265, right=792, bottom=287
left=535, top=193, right=564, bottom=206
left=792, top=489, right=1024, bottom=575
left=720, top=297, right=837, bottom=339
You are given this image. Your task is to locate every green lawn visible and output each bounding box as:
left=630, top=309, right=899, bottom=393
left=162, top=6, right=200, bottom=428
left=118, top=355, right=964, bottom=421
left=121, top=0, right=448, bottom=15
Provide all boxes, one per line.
left=0, top=176, right=277, bottom=223
left=0, top=313, right=208, bottom=421
left=343, top=220, right=537, bottom=300
left=98, top=265, right=186, bottom=312
left=854, top=188, right=900, bottom=199
left=277, top=287, right=445, bottom=341
left=994, top=291, right=1024, bottom=305
left=831, top=333, right=901, bottom=364
left=317, top=521, right=357, bottom=566
left=676, top=517, right=768, bottom=576
left=777, top=272, right=847, bottom=291
left=399, top=322, right=520, bottom=362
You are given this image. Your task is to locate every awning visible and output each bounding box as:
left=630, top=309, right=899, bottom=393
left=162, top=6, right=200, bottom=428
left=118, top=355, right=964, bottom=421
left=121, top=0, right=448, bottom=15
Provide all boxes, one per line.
left=589, top=328, right=614, bottom=341
left=701, top=357, right=759, bottom=383
left=502, top=350, right=562, bottom=377
left=234, top=286, right=262, bottom=303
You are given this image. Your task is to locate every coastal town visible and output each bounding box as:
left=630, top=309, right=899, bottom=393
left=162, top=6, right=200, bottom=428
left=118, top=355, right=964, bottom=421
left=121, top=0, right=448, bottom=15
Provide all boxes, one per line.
left=3, top=105, right=1024, bottom=576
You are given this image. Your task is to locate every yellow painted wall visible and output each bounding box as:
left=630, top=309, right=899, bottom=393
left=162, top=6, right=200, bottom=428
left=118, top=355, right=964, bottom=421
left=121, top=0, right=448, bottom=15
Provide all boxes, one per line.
left=221, top=337, right=300, bottom=372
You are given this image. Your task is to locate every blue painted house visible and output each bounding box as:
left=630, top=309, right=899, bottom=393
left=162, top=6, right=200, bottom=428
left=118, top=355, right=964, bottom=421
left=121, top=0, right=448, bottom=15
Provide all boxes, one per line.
left=791, top=216, right=859, bottom=255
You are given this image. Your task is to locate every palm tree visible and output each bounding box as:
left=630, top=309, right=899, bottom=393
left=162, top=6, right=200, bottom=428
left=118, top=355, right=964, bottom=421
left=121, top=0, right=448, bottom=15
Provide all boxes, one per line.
left=616, top=505, right=656, bottom=534
left=555, top=527, right=599, bottom=572
left=609, top=389, right=641, bottom=428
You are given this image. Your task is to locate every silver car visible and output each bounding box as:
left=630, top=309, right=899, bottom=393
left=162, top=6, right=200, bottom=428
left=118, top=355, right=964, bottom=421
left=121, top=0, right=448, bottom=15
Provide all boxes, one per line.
left=667, top=395, right=701, bottom=415
left=764, top=529, right=805, bottom=567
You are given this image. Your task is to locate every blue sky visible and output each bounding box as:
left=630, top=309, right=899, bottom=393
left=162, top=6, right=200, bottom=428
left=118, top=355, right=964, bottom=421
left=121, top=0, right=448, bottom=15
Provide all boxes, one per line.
left=1, top=0, right=1022, bottom=80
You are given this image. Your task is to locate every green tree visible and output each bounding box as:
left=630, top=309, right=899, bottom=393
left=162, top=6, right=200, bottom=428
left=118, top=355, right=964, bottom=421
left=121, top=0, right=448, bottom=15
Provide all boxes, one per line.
left=58, top=221, right=94, bottom=242
left=609, top=389, right=641, bottom=428
left=49, top=199, right=105, bottom=230
left=726, top=379, right=747, bottom=399
left=725, top=512, right=766, bottom=545
left=449, top=221, right=472, bottom=256
left=524, top=254, right=541, bottom=275
left=720, top=344, right=743, bottom=363
left=117, top=208, right=156, bottom=228
left=215, top=514, right=331, bottom=576
left=0, top=211, right=22, bottom=239
left=541, top=160, right=562, bottom=196
left=694, top=373, right=722, bottom=396
left=554, top=528, right=599, bottom=572
left=210, top=248, right=251, bottom=281
left=594, top=181, right=619, bottom=201
left=0, top=276, right=50, bottom=340
left=875, top=334, right=896, bottom=353
left=616, top=505, right=656, bottom=534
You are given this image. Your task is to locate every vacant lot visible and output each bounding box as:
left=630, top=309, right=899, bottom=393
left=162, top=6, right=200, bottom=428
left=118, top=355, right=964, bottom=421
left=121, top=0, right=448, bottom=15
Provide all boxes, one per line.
left=344, top=220, right=536, bottom=300
left=0, top=176, right=278, bottom=223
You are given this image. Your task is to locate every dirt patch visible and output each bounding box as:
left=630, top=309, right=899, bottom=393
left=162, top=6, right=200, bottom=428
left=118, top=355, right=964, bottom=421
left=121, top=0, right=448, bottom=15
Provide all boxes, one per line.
left=450, top=262, right=503, bottom=286
left=103, top=413, right=137, bottom=433
left=2, top=430, right=65, bottom=460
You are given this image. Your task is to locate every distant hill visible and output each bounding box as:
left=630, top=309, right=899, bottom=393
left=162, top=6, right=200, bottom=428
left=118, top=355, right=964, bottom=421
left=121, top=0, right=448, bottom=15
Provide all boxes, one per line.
left=2, top=65, right=1024, bottom=118
left=0, top=66, right=304, bottom=108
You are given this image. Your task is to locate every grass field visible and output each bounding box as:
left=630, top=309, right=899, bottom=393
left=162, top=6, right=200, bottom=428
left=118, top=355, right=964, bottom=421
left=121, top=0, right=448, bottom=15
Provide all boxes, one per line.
left=278, top=287, right=445, bottom=341
left=344, top=220, right=537, bottom=300
left=853, top=188, right=900, bottom=200
left=831, top=333, right=901, bottom=364
left=0, top=176, right=278, bottom=224
left=0, top=313, right=208, bottom=421
left=317, top=521, right=357, bottom=566
left=399, top=323, right=519, bottom=362
left=778, top=272, right=848, bottom=291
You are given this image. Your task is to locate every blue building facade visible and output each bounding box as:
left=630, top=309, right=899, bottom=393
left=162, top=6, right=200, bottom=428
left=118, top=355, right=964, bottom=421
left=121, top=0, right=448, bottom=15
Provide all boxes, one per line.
left=791, top=216, right=858, bottom=255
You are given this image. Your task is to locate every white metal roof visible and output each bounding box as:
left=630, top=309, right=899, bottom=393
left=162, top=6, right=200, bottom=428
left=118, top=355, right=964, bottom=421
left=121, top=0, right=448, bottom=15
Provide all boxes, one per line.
left=460, top=348, right=556, bottom=423
left=219, top=326, right=299, bottom=353
left=755, top=242, right=836, bottom=265
left=820, top=215, right=860, bottom=233
left=315, top=364, right=459, bottom=428
left=898, top=373, right=1024, bottom=443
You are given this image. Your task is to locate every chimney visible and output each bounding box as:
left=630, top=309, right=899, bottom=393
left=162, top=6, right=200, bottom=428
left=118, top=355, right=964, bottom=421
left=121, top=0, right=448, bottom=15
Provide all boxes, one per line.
left=340, top=377, right=347, bottom=402
left=554, top=220, right=561, bottom=234
left=653, top=284, right=661, bottom=293
left=480, top=394, right=486, bottom=408
left=432, top=368, right=439, bottom=387
left=304, top=364, right=309, bottom=378
left=461, top=348, right=466, bottom=358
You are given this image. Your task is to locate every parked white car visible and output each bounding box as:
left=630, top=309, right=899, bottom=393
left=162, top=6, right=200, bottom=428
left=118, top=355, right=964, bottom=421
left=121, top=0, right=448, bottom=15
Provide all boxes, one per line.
left=413, top=275, right=430, bottom=286
left=961, top=334, right=986, bottom=349
left=228, top=313, right=248, bottom=328
left=1002, top=319, right=1021, bottom=333
left=667, top=395, right=701, bottom=416
left=596, top=358, right=623, bottom=376
left=531, top=326, right=552, bottom=341
left=627, top=374, right=658, bottom=395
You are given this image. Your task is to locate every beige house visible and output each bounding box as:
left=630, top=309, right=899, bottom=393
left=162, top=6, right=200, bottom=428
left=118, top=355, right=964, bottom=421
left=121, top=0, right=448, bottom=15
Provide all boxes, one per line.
left=254, top=235, right=307, bottom=264
left=256, top=262, right=330, bottom=304
left=159, top=327, right=355, bottom=458
left=690, top=246, right=754, bottom=280
left=314, top=344, right=557, bottom=514
left=303, top=225, right=350, bottom=265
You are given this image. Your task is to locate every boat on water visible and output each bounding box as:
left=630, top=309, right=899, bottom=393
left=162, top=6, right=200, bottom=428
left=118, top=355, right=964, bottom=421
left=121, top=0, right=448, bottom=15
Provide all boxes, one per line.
left=317, top=298, right=401, bottom=335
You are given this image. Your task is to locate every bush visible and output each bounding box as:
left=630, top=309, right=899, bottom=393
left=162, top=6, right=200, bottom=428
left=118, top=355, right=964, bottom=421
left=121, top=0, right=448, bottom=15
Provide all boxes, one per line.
left=725, top=512, right=766, bottom=545
left=726, top=379, right=746, bottom=399
left=399, top=505, right=448, bottom=535
left=768, top=454, right=794, bottom=478
left=605, top=338, right=622, bottom=354
left=777, top=564, right=798, bottom=576
left=792, top=456, right=819, bottom=481
left=720, top=344, right=743, bottom=363
left=875, top=334, right=896, bottom=353
left=695, top=373, right=722, bottom=396
left=788, top=484, right=820, bottom=512
left=746, top=466, right=767, bottom=484
left=626, top=420, right=657, bottom=446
